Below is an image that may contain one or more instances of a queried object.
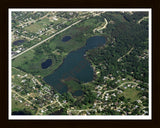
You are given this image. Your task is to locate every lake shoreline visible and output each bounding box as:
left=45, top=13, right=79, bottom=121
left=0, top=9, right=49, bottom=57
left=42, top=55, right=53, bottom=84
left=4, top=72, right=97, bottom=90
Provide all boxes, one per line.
left=43, top=36, right=106, bottom=95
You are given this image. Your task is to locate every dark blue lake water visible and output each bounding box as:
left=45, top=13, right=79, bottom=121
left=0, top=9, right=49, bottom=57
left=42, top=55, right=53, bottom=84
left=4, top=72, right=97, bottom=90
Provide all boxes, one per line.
left=41, top=59, right=52, bottom=69
left=62, top=36, right=72, bottom=42
left=44, top=36, right=106, bottom=95
left=13, top=40, right=25, bottom=45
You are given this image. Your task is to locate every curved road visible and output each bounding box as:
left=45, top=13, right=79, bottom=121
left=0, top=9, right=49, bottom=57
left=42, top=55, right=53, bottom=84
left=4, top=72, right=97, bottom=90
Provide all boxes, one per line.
left=102, top=81, right=138, bottom=99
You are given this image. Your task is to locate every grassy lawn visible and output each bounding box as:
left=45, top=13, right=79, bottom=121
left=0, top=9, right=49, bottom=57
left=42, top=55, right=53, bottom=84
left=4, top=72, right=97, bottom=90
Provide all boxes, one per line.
left=12, top=49, right=35, bottom=68
left=121, top=88, right=140, bottom=102
left=12, top=97, right=25, bottom=111
left=12, top=96, right=37, bottom=115
left=12, top=68, right=24, bottom=85
left=25, top=24, right=43, bottom=33
left=12, top=67, right=32, bottom=86
left=24, top=18, right=51, bottom=33
left=12, top=66, right=25, bottom=75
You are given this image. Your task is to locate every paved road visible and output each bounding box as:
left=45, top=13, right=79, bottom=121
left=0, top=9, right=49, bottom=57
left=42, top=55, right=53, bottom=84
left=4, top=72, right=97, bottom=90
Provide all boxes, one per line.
left=36, top=100, right=56, bottom=115
left=93, top=18, right=108, bottom=33
left=138, top=16, right=148, bottom=24
left=12, top=20, right=82, bottom=60
left=36, top=97, right=64, bottom=115
left=12, top=90, right=32, bottom=104
left=102, top=81, right=138, bottom=99
left=67, top=109, right=96, bottom=114
left=56, top=97, right=64, bottom=108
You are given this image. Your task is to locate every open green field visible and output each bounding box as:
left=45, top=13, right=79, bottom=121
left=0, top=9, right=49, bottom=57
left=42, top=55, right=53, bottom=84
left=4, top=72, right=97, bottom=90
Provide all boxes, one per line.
left=12, top=95, right=37, bottom=115
left=12, top=67, right=24, bottom=85
left=121, top=88, right=140, bottom=102
left=12, top=17, right=104, bottom=78
left=24, top=16, right=72, bottom=34
left=24, top=18, right=51, bottom=33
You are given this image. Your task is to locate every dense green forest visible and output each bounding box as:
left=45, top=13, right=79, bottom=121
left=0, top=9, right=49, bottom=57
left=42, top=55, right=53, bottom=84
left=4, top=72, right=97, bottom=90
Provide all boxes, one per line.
left=87, top=12, right=149, bottom=88
left=55, top=12, right=149, bottom=114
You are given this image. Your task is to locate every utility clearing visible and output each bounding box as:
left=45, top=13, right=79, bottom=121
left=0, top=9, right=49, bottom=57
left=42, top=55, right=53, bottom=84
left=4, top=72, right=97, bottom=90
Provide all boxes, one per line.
left=117, top=47, right=134, bottom=62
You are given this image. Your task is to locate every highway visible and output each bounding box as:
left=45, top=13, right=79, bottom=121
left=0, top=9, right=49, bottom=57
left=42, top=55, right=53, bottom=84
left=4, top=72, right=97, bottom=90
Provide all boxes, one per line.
left=12, top=20, right=82, bottom=60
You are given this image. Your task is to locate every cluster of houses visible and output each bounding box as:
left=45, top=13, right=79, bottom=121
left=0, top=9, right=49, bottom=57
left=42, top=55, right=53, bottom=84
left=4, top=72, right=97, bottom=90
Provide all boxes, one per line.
left=11, top=47, right=25, bottom=57
left=92, top=75, right=148, bottom=115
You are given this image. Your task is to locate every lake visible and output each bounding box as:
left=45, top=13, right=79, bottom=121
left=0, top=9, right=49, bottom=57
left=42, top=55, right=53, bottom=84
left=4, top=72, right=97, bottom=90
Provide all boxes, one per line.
left=62, top=36, right=72, bottom=42
left=44, top=36, right=106, bottom=95
left=13, top=40, right=25, bottom=45
left=41, top=59, right=52, bottom=69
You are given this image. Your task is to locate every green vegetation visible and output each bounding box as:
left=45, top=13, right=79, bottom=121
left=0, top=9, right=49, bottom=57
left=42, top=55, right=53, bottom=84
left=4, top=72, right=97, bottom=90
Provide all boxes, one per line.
left=12, top=67, right=35, bottom=95
left=11, top=11, right=149, bottom=116
left=64, top=80, right=81, bottom=93
left=24, top=18, right=50, bottom=33
left=12, top=17, right=104, bottom=77
left=121, top=88, right=140, bottom=102
left=87, top=12, right=149, bottom=89
left=12, top=95, right=37, bottom=115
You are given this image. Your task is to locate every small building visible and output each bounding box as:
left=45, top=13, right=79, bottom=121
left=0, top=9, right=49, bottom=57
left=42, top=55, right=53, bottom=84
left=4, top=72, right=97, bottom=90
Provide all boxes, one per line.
left=127, top=84, right=131, bottom=87
left=16, top=50, right=21, bottom=53
left=21, top=79, right=26, bottom=83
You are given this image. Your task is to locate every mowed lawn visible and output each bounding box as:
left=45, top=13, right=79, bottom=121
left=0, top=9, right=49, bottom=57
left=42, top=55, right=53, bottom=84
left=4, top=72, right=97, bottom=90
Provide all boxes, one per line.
left=12, top=99, right=37, bottom=115
left=121, top=88, right=140, bottom=102
left=12, top=49, right=35, bottom=67
left=24, top=18, right=51, bottom=33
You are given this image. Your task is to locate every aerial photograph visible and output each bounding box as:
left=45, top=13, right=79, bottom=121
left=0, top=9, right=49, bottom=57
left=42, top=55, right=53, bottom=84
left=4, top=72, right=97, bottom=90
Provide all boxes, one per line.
left=9, top=9, right=151, bottom=119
